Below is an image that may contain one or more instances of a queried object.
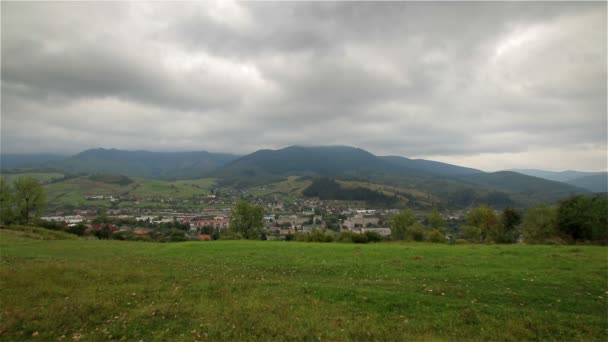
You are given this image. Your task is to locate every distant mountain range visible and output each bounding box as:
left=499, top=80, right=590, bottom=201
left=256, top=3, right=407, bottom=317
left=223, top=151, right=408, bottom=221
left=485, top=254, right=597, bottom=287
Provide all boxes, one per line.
left=2, top=148, right=239, bottom=180
left=1, top=145, right=592, bottom=208
left=509, top=169, right=607, bottom=193
left=0, top=153, right=68, bottom=169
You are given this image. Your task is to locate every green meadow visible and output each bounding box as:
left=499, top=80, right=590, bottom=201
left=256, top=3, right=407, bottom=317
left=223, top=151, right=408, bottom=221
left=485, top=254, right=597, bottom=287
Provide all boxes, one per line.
left=44, top=176, right=217, bottom=209
left=1, top=227, right=606, bottom=341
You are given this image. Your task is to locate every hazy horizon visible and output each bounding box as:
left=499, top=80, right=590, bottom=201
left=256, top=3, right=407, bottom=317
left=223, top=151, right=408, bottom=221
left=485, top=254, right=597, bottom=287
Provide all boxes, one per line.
left=1, top=1, right=606, bottom=172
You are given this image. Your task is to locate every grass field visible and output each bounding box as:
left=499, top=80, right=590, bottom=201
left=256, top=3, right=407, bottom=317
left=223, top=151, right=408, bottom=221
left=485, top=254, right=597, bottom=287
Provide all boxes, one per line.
left=245, top=176, right=312, bottom=200
left=43, top=176, right=217, bottom=209
left=1, top=228, right=606, bottom=341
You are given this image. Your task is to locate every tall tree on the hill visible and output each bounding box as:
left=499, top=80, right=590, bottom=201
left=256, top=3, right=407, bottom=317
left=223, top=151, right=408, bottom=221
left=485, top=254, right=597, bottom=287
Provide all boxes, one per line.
left=390, top=209, right=417, bottom=240
left=230, top=200, right=264, bottom=239
left=466, top=205, right=499, bottom=242
left=13, top=177, right=47, bottom=224
left=522, top=205, right=558, bottom=243
left=427, top=209, right=446, bottom=231
left=0, top=178, right=15, bottom=225
left=497, top=208, right=522, bottom=243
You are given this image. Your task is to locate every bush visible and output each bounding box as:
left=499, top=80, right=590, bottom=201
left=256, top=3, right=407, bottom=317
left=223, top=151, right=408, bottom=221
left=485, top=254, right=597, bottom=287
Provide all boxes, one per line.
left=338, top=231, right=355, bottom=242
left=461, top=225, right=481, bottom=242
left=364, top=231, right=383, bottom=243
left=407, top=222, right=426, bottom=241
left=65, top=224, right=87, bottom=236
left=428, top=229, right=445, bottom=243
left=351, top=233, right=369, bottom=244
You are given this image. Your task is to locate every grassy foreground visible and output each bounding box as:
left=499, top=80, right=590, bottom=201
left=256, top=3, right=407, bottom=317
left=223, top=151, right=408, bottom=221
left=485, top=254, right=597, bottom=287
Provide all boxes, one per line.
left=0, top=228, right=606, bottom=341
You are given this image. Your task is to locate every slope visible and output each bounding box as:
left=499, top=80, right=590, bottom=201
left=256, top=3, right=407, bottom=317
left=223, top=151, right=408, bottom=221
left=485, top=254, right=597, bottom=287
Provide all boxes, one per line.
left=49, top=148, right=239, bottom=179
left=565, top=173, right=608, bottom=193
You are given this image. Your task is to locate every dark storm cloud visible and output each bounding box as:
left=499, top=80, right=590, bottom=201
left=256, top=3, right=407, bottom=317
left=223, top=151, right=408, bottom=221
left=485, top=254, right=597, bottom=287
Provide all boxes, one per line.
left=1, top=1, right=606, bottom=171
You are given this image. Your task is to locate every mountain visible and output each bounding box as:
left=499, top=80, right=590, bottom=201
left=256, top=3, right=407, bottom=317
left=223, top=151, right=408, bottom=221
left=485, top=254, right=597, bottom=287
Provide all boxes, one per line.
left=458, top=171, right=587, bottom=202
left=565, top=174, right=607, bottom=193
left=380, top=155, right=482, bottom=176
left=0, top=153, right=68, bottom=170
left=509, top=169, right=607, bottom=193
left=509, top=169, right=602, bottom=182
left=3, top=145, right=590, bottom=207
left=220, top=145, right=399, bottom=178
left=49, top=148, right=239, bottom=179
left=217, top=145, right=587, bottom=207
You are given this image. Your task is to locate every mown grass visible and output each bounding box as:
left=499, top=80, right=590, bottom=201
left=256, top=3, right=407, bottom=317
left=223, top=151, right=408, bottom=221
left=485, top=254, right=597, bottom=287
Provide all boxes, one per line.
left=0, top=228, right=606, bottom=341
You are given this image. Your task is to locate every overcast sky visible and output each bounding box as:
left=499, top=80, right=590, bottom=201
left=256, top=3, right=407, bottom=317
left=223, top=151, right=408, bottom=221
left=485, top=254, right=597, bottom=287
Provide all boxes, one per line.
left=1, top=1, right=606, bottom=171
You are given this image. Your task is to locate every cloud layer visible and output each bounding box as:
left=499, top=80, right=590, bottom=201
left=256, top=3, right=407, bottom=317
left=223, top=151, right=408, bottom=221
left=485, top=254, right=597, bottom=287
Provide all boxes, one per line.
left=1, top=1, right=606, bottom=171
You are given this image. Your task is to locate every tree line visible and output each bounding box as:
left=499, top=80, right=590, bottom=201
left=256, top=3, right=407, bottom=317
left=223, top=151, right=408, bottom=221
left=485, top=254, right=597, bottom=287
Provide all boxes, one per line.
left=390, top=194, right=607, bottom=244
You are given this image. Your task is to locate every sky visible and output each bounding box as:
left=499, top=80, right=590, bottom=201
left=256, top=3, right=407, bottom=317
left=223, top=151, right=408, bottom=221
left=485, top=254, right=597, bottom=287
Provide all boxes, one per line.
left=1, top=1, right=606, bottom=172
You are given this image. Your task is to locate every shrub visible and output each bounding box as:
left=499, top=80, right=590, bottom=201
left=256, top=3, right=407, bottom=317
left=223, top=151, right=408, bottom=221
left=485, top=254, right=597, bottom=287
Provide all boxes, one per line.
left=351, top=233, right=369, bottom=244
left=428, top=229, right=445, bottom=243
left=407, top=222, right=426, bottom=241
left=364, top=231, right=383, bottom=243
left=337, top=231, right=353, bottom=242
left=461, top=225, right=481, bottom=242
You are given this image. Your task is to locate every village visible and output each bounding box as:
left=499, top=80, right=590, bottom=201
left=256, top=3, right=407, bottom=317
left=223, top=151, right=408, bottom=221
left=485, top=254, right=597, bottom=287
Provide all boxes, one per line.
left=42, top=192, right=466, bottom=241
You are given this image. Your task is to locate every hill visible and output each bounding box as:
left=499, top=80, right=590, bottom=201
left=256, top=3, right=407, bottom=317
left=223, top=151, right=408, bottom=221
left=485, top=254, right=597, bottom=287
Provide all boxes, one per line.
left=220, top=145, right=398, bottom=177
left=49, top=148, right=239, bottom=180
left=0, top=153, right=67, bottom=171
left=380, top=155, right=482, bottom=176
left=457, top=171, right=588, bottom=205
left=565, top=173, right=608, bottom=193
left=509, top=169, right=607, bottom=193
left=219, top=146, right=587, bottom=207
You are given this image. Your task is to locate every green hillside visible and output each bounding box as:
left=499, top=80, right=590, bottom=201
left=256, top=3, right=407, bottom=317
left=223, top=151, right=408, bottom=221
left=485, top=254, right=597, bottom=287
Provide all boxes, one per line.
left=45, top=176, right=217, bottom=209
left=1, top=229, right=606, bottom=341
left=45, top=148, right=239, bottom=180
left=566, top=174, right=608, bottom=193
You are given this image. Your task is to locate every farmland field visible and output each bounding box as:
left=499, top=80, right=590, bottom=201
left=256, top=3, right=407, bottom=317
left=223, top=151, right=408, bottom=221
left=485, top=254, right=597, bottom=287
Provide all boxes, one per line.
left=0, top=227, right=606, bottom=341
left=43, top=176, right=217, bottom=209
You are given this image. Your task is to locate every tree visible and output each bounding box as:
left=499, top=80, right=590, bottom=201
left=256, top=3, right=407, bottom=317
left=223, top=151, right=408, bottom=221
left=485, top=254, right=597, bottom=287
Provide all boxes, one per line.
left=427, top=209, right=446, bottom=231
left=13, top=177, right=47, bottom=224
left=0, top=178, right=15, bottom=225
left=428, top=229, right=445, bottom=243
left=496, top=208, right=522, bottom=243
left=557, top=195, right=608, bottom=243
left=466, top=205, right=499, bottom=242
left=230, top=200, right=264, bottom=239
left=390, top=209, right=416, bottom=240
left=406, top=222, right=427, bottom=241
left=522, top=205, right=558, bottom=243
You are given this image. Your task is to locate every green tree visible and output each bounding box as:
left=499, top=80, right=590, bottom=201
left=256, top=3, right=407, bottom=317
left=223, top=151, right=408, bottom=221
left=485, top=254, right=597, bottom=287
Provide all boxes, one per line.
left=496, top=208, right=522, bottom=243
left=466, top=205, right=499, bottom=242
left=230, top=200, right=264, bottom=239
left=557, top=195, right=608, bottom=242
left=406, top=222, right=427, bottom=241
left=522, top=205, right=558, bottom=243
left=427, top=209, right=446, bottom=231
left=0, top=178, right=15, bottom=225
left=13, top=177, right=47, bottom=224
left=460, top=225, right=481, bottom=242
left=428, top=229, right=445, bottom=243
left=390, top=209, right=416, bottom=240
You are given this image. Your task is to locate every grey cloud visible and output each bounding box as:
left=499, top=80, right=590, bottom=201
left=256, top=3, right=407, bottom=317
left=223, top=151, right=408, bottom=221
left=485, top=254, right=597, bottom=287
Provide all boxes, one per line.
left=1, top=1, right=606, bottom=171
